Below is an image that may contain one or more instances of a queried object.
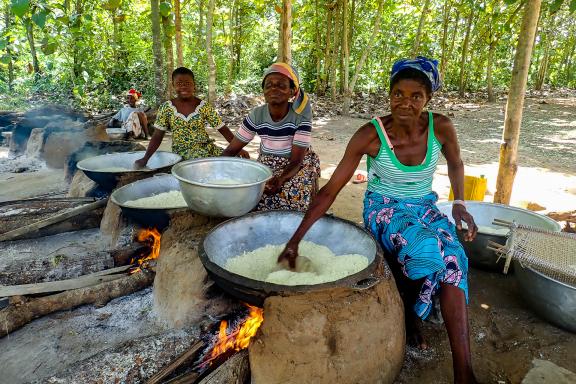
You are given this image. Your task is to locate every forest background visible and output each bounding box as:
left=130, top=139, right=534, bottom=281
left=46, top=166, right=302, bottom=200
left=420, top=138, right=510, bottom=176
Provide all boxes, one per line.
left=1, top=0, right=575, bottom=113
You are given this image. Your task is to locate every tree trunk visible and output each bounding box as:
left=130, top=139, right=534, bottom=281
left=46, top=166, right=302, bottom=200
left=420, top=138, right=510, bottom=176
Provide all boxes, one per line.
left=320, top=4, right=334, bottom=95
left=24, top=18, right=40, bottom=76
left=279, top=0, right=292, bottom=64
left=535, top=15, right=554, bottom=91
left=445, top=9, right=460, bottom=86
left=494, top=0, right=542, bottom=204
left=206, top=0, right=217, bottom=102
left=162, top=0, right=175, bottom=99
left=174, top=0, right=183, bottom=67
left=458, top=8, right=474, bottom=97
left=412, top=0, right=431, bottom=57
left=439, top=0, right=452, bottom=81
left=197, top=0, right=205, bottom=48
left=487, top=40, right=497, bottom=102
left=342, top=0, right=384, bottom=115
left=151, top=0, right=165, bottom=104
left=314, top=0, right=322, bottom=94
left=4, top=3, right=14, bottom=90
left=72, top=0, right=84, bottom=79
left=341, top=0, right=350, bottom=115
left=330, top=1, right=341, bottom=100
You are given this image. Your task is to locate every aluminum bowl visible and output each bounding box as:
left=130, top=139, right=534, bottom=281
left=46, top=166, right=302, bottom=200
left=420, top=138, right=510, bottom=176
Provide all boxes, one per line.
left=106, top=128, right=128, bottom=140
left=437, top=201, right=561, bottom=271
left=515, top=262, right=576, bottom=333
left=77, top=151, right=182, bottom=191
left=199, top=210, right=385, bottom=305
left=110, top=174, right=188, bottom=229
left=172, top=157, right=273, bottom=217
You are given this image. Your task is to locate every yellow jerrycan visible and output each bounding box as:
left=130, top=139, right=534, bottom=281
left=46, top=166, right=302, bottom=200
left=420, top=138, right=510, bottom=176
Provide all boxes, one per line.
left=449, top=175, right=487, bottom=201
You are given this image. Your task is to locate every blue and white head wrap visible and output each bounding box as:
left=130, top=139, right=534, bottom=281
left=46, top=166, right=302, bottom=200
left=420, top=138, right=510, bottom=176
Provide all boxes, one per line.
left=390, top=56, right=441, bottom=92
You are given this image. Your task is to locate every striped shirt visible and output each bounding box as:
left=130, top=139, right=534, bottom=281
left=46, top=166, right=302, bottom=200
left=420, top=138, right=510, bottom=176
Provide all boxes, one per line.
left=367, top=112, right=442, bottom=198
left=235, top=104, right=312, bottom=158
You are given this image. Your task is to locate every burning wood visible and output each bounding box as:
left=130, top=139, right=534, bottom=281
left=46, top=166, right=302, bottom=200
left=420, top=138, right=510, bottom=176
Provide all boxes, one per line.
left=195, top=304, right=263, bottom=372
left=131, top=228, right=162, bottom=274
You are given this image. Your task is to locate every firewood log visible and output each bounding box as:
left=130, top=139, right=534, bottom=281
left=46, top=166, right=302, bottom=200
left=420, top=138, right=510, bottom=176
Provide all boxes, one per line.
left=0, top=270, right=153, bottom=338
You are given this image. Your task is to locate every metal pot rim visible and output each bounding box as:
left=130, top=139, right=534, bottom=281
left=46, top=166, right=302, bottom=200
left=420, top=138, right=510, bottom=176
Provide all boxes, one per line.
left=110, top=174, right=188, bottom=211
left=172, top=157, right=273, bottom=188
left=76, top=151, right=181, bottom=173
left=199, top=210, right=384, bottom=294
left=521, top=264, right=576, bottom=290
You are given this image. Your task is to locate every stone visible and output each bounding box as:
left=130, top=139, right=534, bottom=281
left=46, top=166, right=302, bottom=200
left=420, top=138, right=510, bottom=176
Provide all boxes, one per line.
left=68, top=170, right=98, bottom=198
left=521, top=359, right=576, bottom=384
left=43, top=131, right=86, bottom=169
left=25, top=128, right=45, bottom=158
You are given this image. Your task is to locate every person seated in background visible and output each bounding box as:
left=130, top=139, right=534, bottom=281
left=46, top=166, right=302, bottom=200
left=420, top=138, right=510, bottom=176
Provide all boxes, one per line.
left=108, top=89, right=150, bottom=139
left=222, top=62, right=320, bottom=212
left=135, top=67, right=248, bottom=168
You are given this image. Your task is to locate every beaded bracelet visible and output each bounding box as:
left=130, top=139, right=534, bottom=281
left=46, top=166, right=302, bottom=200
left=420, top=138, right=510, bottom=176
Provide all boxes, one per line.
left=453, top=199, right=466, bottom=207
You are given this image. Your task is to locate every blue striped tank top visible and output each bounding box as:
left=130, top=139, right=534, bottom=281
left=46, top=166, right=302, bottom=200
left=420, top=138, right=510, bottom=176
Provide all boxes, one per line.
left=367, top=111, right=442, bottom=198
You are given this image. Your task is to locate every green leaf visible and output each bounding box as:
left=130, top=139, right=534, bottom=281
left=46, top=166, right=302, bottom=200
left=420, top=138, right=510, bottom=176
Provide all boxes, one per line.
left=0, top=39, right=6, bottom=50
left=11, top=0, right=30, bottom=17
left=41, top=41, right=57, bottom=55
left=503, top=0, right=517, bottom=4
left=159, top=2, right=172, bottom=17
left=164, top=24, right=176, bottom=37
left=102, top=0, right=121, bottom=10
left=570, top=0, right=576, bottom=13
left=0, top=54, right=11, bottom=64
left=549, top=0, right=563, bottom=13
left=32, top=10, right=48, bottom=28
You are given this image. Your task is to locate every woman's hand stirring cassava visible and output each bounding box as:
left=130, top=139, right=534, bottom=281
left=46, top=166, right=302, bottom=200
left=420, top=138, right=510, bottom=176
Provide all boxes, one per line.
left=452, top=204, right=478, bottom=241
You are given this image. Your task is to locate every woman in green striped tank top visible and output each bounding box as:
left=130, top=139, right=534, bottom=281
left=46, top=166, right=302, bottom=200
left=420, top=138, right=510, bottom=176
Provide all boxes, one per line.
left=279, top=57, right=479, bottom=384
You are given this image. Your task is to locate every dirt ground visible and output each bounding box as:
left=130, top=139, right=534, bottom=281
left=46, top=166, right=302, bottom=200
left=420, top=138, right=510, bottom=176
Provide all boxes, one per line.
left=0, top=96, right=575, bottom=383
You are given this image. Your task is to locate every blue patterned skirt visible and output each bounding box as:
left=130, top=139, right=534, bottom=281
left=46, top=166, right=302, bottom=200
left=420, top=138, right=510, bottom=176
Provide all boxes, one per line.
left=363, top=190, right=468, bottom=319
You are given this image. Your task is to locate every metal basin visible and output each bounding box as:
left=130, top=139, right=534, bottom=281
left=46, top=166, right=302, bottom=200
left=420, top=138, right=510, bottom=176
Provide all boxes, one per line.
left=437, top=202, right=561, bottom=271
left=515, top=262, right=576, bottom=333
left=77, top=151, right=182, bottom=191
left=110, top=174, right=188, bottom=229
left=172, top=157, right=273, bottom=217
left=106, top=128, right=128, bottom=140
left=199, top=210, right=384, bottom=306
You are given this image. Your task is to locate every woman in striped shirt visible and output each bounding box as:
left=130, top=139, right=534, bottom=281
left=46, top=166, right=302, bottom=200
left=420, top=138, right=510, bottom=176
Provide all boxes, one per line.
left=222, top=63, right=320, bottom=212
left=278, top=57, right=478, bottom=384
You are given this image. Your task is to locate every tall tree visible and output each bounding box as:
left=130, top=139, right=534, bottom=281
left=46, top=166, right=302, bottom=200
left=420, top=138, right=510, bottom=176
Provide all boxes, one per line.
left=330, top=0, right=341, bottom=99
left=278, top=0, right=292, bottom=64
left=206, top=0, right=216, bottom=102
left=161, top=0, right=175, bottom=98
left=458, top=6, right=475, bottom=96
left=4, top=2, right=14, bottom=90
left=494, top=0, right=542, bottom=204
left=412, top=0, right=431, bottom=57
left=174, top=0, right=183, bottom=67
left=341, top=0, right=349, bottom=113
left=151, top=0, right=165, bottom=104
left=342, top=0, right=384, bottom=115
left=439, top=1, right=453, bottom=81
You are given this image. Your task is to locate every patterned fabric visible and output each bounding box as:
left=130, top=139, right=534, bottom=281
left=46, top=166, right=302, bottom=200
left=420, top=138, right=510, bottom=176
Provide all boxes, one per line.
left=113, top=106, right=143, bottom=122
left=154, top=100, right=224, bottom=160
left=123, top=111, right=142, bottom=137
left=235, top=104, right=312, bottom=157
left=367, top=112, right=442, bottom=198
left=391, top=56, right=441, bottom=92
left=262, top=62, right=310, bottom=116
left=363, top=190, right=468, bottom=319
left=255, top=150, right=320, bottom=212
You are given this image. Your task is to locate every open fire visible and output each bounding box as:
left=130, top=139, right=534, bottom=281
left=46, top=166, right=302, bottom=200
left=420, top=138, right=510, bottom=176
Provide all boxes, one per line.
left=195, top=304, right=264, bottom=371
left=130, top=228, right=162, bottom=273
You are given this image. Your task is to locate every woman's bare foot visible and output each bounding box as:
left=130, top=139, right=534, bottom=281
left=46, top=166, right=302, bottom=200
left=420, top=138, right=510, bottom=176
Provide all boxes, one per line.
left=406, top=312, right=428, bottom=350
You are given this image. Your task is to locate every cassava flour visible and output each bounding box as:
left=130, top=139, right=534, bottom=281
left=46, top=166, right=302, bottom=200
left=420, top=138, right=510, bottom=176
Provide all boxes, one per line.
left=124, top=190, right=187, bottom=208
left=225, top=241, right=369, bottom=286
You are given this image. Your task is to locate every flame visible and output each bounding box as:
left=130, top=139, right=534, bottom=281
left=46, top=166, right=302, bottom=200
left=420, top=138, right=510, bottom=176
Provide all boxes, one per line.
left=207, top=305, right=263, bottom=363
left=131, top=228, right=161, bottom=273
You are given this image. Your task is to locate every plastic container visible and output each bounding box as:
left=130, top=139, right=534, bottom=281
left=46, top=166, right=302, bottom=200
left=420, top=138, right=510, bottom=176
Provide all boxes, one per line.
left=449, top=175, right=487, bottom=201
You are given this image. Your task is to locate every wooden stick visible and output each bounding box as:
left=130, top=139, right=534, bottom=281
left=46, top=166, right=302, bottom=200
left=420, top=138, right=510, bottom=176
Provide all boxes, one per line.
left=487, top=246, right=505, bottom=253
left=0, top=271, right=154, bottom=337
left=487, top=240, right=505, bottom=249
left=146, top=340, right=204, bottom=384
left=0, top=197, right=97, bottom=208
left=111, top=244, right=151, bottom=267
left=493, top=218, right=513, bottom=227
left=197, top=350, right=250, bottom=384
left=164, top=372, right=200, bottom=384
left=0, top=265, right=131, bottom=296
left=0, top=198, right=108, bottom=242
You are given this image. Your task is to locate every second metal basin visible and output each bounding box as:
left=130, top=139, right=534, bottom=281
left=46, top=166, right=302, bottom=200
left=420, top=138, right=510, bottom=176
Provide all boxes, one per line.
left=437, top=201, right=561, bottom=271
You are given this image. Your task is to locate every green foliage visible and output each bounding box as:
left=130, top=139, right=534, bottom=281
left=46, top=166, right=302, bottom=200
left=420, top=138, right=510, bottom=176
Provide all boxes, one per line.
left=10, top=0, right=29, bottom=18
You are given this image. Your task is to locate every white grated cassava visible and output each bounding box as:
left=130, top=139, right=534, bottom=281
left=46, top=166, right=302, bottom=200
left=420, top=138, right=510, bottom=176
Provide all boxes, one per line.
left=225, top=241, right=369, bottom=285
left=124, top=190, right=187, bottom=208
